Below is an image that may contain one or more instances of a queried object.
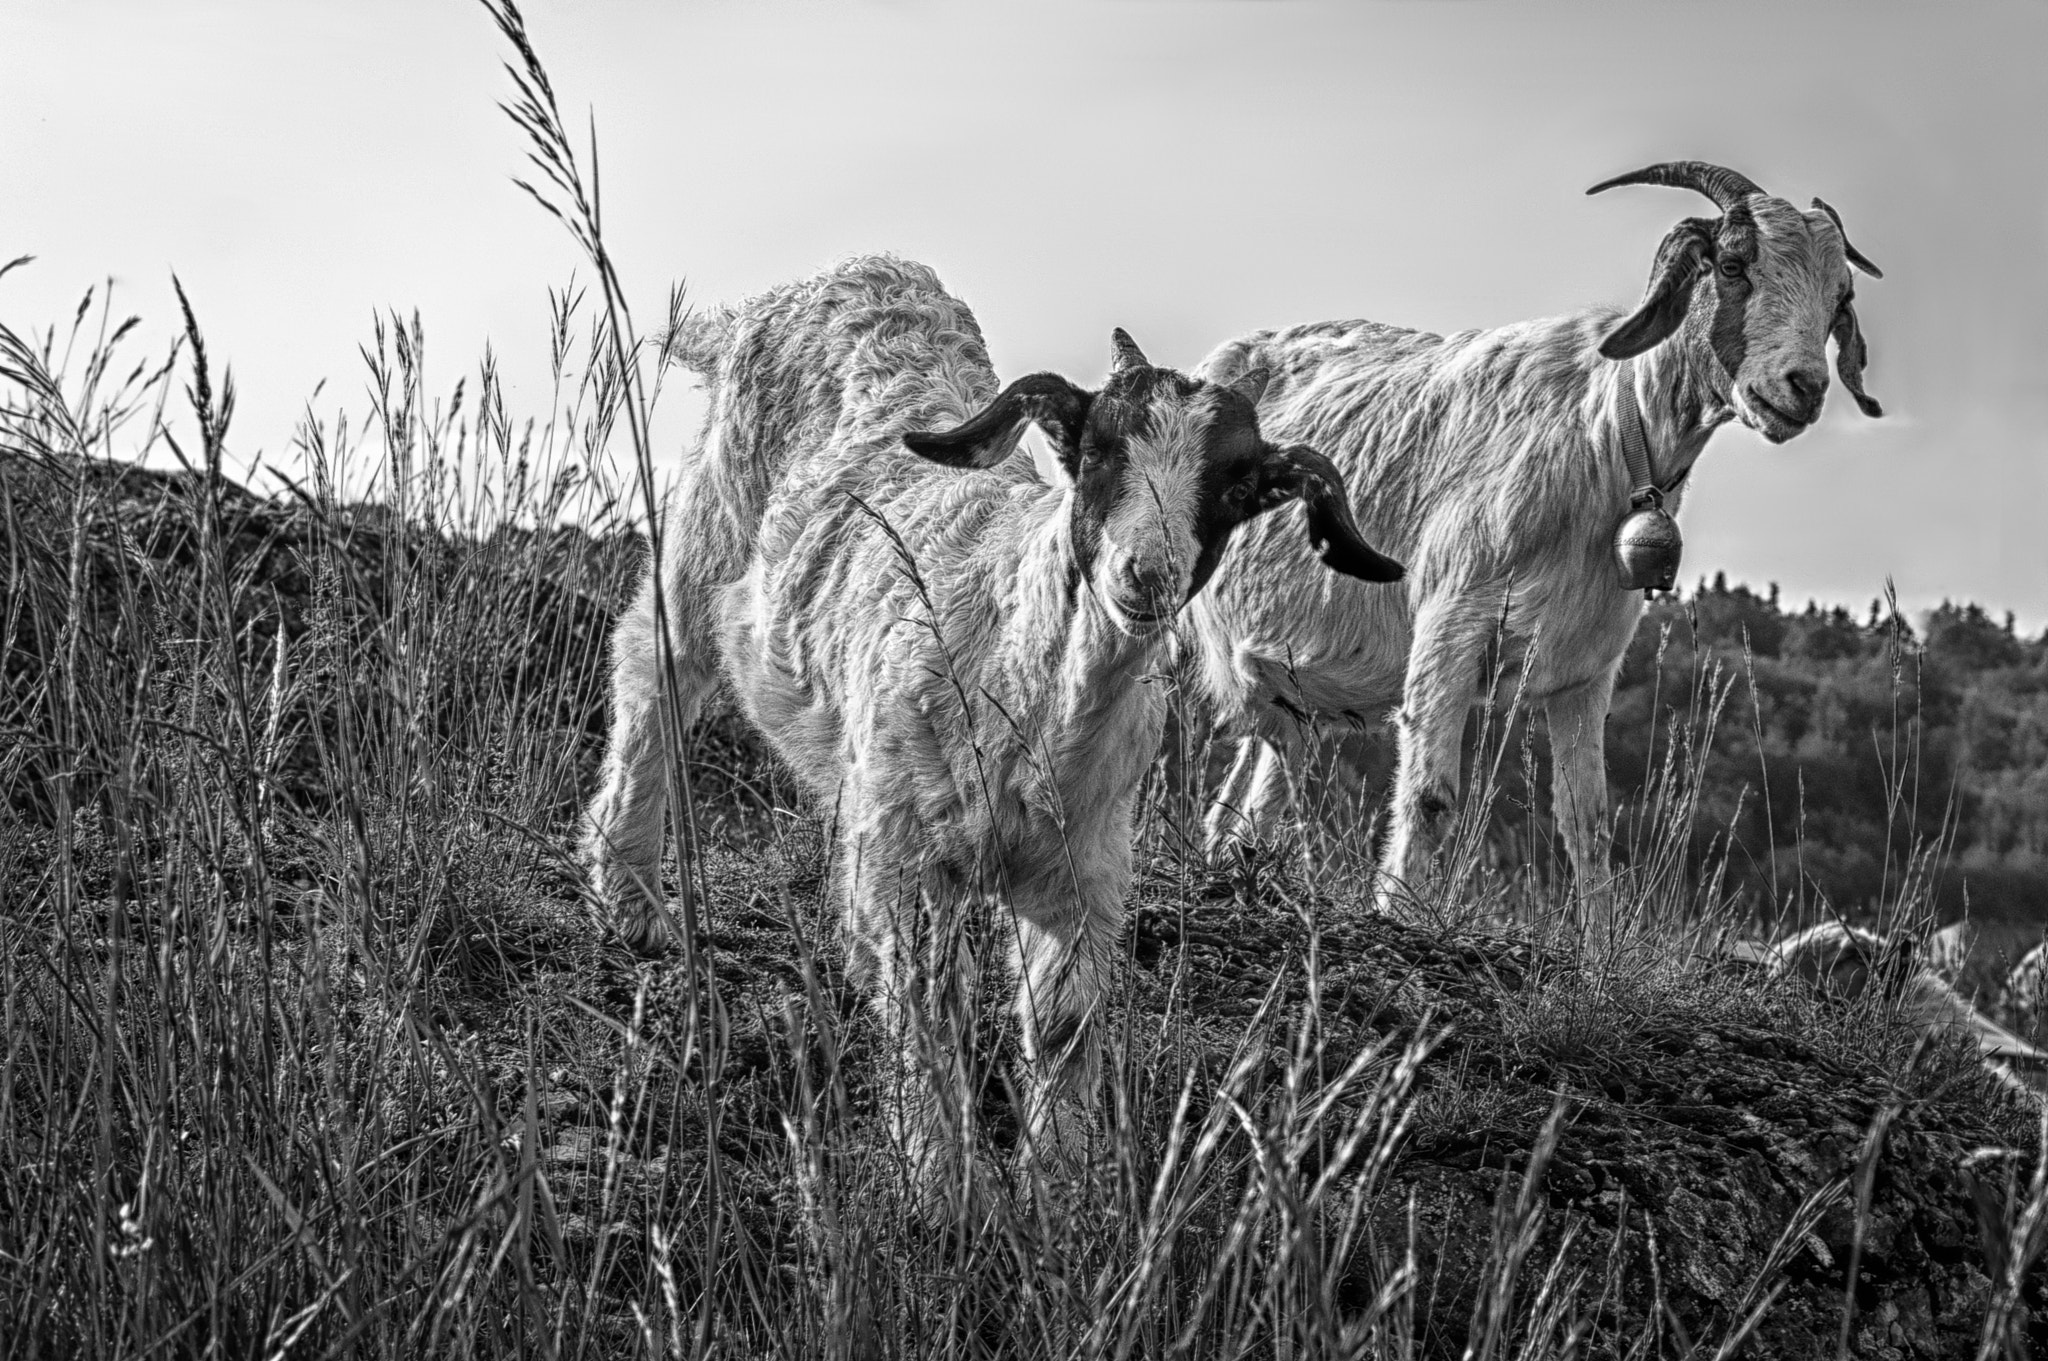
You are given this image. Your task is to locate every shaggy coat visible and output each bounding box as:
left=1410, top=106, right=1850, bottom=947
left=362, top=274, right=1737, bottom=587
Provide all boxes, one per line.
left=1188, top=163, right=1884, bottom=909
left=2005, top=939, right=2048, bottom=1032
left=1766, top=923, right=2048, bottom=1098
left=584, top=255, right=1399, bottom=1170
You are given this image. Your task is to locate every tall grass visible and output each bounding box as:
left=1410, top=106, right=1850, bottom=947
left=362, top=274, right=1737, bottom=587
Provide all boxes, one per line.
left=1, top=6, right=2041, bottom=1359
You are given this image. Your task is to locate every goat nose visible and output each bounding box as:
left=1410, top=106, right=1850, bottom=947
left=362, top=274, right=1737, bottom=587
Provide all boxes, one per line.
left=1121, top=558, right=1177, bottom=600
left=1783, top=367, right=1828, bottom=421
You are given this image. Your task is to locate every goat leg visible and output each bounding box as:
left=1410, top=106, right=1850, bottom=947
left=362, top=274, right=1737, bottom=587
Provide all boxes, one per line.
left=1376, top=588, right=1499, bottom=915
left=584, top=569, right=704, bottom=954
left=1203, top=734, right=1299, bottom=863
left=1010, top=878, right=1123, bottom=1177
left=1543, top=668, right=1621, bottom=914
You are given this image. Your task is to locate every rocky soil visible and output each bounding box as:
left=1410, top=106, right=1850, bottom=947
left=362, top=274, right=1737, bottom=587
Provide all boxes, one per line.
left=591, top=824, right=2045, bottom=1361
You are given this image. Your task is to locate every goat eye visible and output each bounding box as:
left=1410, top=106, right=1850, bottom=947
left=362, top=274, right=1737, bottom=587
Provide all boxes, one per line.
left=1718, top=258, right=1748, bottom=281
left=1226, top=479, right=1254, bottom=505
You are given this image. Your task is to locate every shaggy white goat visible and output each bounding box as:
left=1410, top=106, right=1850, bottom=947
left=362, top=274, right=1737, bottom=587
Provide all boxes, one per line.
left=583, top=256, right=1401, bottom=1171
left=1764, top=922, right=2048, bottom=1100
left=2003, top=938, right=2048, bottom=1032
left=1188, top=162, right=1884, bottom=909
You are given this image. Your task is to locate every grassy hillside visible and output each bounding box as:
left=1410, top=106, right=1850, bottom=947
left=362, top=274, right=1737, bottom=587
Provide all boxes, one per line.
left=4, top=274, right=2047, bottom=1357
left=3, top=9, right=2046, bottom=1353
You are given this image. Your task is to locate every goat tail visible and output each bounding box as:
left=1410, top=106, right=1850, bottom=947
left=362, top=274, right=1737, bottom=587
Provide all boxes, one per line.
left=1194, top=334, right=1270, bottom=390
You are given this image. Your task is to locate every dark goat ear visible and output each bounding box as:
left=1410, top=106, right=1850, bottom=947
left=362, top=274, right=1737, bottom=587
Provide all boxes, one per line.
left=903, top=373, right=1093, bottom=470
left=1257, top=444, right=1405, bottom=583
left=1811, top=198, right=1883, bottom=279
left=1830, top=298, right=1882, bottom=418
left=1598, top=218, right=1717, bottom=361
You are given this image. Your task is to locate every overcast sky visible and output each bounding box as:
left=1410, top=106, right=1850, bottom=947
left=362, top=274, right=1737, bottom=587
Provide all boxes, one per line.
left=5, top=1, right=2045, bottom=625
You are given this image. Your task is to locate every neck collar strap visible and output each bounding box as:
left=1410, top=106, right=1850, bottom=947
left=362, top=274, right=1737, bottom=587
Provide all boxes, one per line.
left=1617, top=367, right=1665, bottom=510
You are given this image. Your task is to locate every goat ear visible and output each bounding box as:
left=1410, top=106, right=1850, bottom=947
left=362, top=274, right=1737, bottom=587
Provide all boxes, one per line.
left=903, top=373, right=1093, bottom=470
left=1257, top=444, right=1405, bottom=583
left=1598, top=218, right=1717, bottom=361
left=1830, top=297, right=1883, bottom=418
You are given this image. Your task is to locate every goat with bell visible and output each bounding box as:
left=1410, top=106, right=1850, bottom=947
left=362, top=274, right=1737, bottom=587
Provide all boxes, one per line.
left=1188, top=161, right=1884, bottom=911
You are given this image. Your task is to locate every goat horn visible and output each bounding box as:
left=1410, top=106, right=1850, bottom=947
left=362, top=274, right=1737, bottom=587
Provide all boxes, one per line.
left=1225, top=365, right=1272, bottom=408
left=1110, top=328, right=1150, bottom=373
left=1810, top=197, right=1885, bottom=279
left=1586, top=161, right=1767, bottom=212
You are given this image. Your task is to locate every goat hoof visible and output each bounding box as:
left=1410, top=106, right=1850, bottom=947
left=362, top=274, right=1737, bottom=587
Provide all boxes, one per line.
left=895, top=1130, right=983, bottom=1223
left=1020, top=1132, right=1111, bottom=1220
left=601, top=901, right=675, bottom=957
left=1021, top=1092, right=1103, bottom=1183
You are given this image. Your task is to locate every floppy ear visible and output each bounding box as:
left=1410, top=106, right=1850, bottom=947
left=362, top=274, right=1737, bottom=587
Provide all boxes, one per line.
left=1830, top=297, right=1882, bottom=418
left=903, top=373, right=1093, bottom=470
left=1598, top=218, right=1717, bottom=360
left=1257, top=444, right=1405, bottom=583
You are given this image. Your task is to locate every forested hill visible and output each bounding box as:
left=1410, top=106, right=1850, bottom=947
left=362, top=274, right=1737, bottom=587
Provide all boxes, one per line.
left=1604, top=576, right=2048, bottom=927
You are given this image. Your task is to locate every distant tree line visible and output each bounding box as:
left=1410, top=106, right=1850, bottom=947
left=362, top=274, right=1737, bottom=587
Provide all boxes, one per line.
left=1603, top=577, right=2048, bottom=926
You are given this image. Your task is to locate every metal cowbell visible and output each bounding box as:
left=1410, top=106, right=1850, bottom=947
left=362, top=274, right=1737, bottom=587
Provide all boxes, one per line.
left=1614, top=503, right=1682, bottom=592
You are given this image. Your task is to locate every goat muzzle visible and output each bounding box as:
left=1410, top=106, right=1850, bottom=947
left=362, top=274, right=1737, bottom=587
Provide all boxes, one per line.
left=1614, top=498, right=1682, bottom=593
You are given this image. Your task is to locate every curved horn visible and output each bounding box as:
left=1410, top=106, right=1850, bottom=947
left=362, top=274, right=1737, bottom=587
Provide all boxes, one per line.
left=1225, top=364, right=1272, bottom=409
left=1811, top=197, right=1884, bottom=279
left=903, top=372, right=1093, bottom=470
left=1587, top=161, right=1767, bottom=212
left=1256, top=444, right=1405, bottom=583
left=1110, top=328, right=1150, bottom=373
